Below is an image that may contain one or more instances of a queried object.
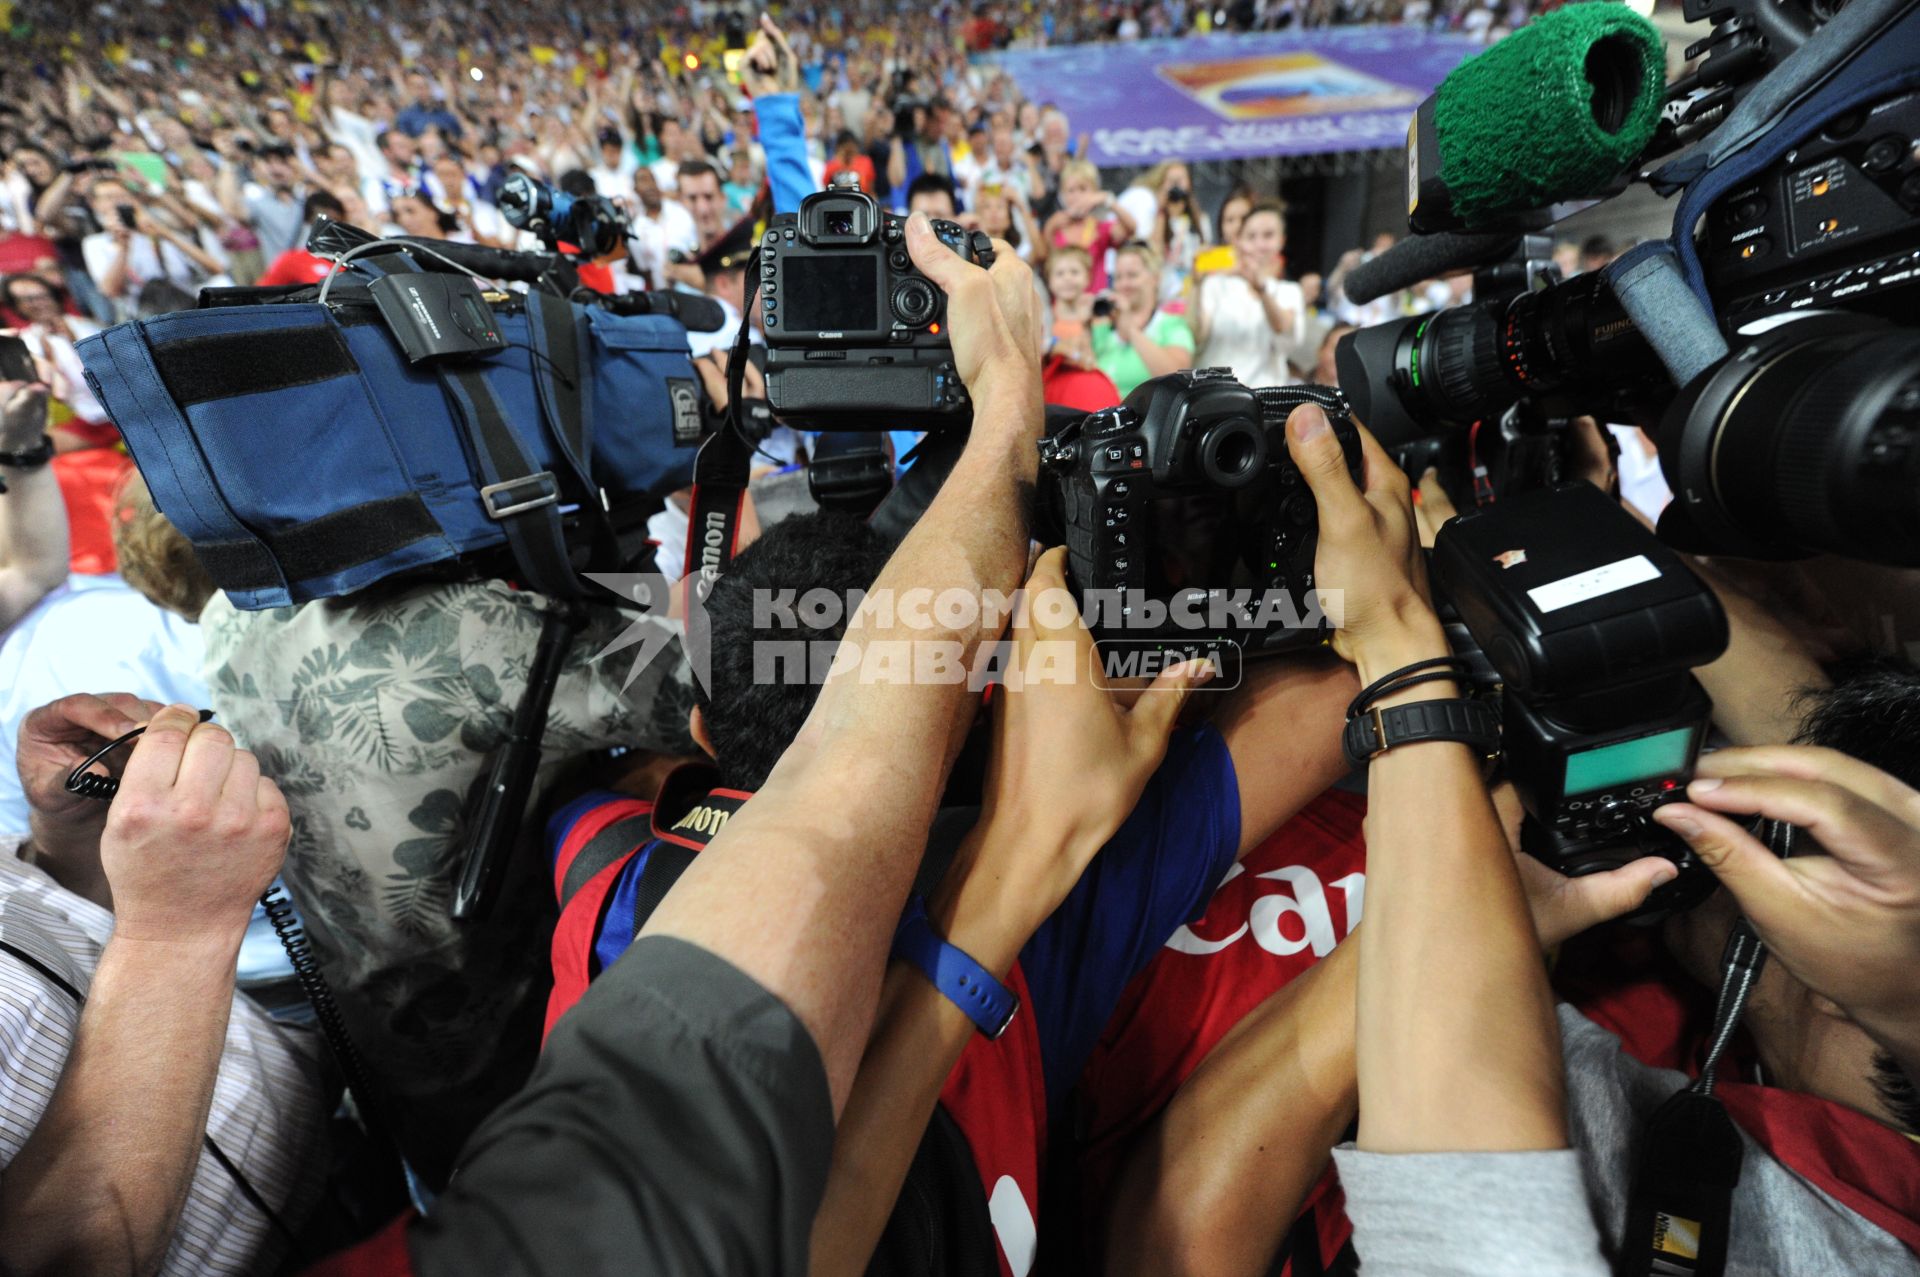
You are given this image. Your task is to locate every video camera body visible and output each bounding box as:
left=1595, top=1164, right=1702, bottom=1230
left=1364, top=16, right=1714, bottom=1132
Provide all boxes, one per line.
left=1337, top=0, right=1920, bottom=565
left=759, top=174, right=994, bottom=431
left=1333, top=0, right=1920, bottom=898
left=1038, top=368, right=1362, bottom=659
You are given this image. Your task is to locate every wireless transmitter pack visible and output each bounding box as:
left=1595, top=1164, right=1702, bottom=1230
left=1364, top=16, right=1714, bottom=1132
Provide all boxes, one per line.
left=369, top=270, right=507, bottom=363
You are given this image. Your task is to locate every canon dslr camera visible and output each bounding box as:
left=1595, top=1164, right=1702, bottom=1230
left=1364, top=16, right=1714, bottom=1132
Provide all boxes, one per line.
left=761, top=175, right=994, bottom=431
left=1039, top=368, right=1361, bottom=659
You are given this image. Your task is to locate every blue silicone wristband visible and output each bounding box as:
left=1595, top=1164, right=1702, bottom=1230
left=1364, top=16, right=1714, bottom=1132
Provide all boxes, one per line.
left=890, top=895, right=1019, bottom=1039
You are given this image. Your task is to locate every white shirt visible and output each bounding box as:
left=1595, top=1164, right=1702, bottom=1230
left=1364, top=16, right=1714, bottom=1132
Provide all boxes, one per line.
left=18, top=319, right=106, bottom=424
left=1197, top=273, right=1310, bottom=387
left=81, top=232, right=207, bottom=319
left=649, top=157, right=682, bottom=194
left=0, top=576, right=208, bottom=838
left=627, top=199, right=700, bottom=286
left=589, top=157, right=638, bottom=199
left=0, top=836, right=326, bottom=1275
left=1117, top=185, right=1159, bottom=245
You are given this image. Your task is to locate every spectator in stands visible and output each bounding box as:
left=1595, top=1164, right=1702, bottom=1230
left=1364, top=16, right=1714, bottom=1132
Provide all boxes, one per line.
left=0, top=380, right=63, bottom=633
left=1046, top=245, right=1099, bottom=370
left=1045, top=160, right=1134, bottom=294
left=1093, top=242, right=1196, bottom=397
left=1193, top=197, right=1308, bottom=384
left=255, top=191, right=347, bottom=287
left=905, top=172, right=960, bottom=219
left=2, top=276, right=106, bottom=439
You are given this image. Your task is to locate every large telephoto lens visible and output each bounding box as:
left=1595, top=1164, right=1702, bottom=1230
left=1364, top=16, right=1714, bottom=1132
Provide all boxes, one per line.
left=1335, top=272, right=1666, bottom=443
left=1658, top=314, right=1920, bottom=564
left=1335, top=305, right=1511, bottom=444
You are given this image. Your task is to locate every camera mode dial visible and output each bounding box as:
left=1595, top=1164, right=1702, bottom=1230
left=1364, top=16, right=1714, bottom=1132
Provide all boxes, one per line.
left=892, top=276, right=939, bottom=328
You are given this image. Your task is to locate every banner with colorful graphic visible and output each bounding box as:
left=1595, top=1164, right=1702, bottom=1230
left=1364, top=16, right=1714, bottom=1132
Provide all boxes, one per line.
left=983, top=29, right=1485, bottom=166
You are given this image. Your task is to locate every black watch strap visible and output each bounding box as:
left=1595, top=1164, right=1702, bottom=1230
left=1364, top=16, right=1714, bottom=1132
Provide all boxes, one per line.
left=1342, top=697, right=1499, bottom=769
left=0, top=434, right=53, bottom=470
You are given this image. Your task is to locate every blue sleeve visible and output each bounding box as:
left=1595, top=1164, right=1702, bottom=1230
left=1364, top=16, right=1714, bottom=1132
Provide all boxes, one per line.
left=1017, top=723, right=1242, bottom=1109
left=753, top=93, right=813, bottom=215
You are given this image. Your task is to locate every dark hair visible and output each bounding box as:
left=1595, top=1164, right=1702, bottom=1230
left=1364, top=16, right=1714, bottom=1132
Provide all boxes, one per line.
left=1580, top=234, right=1616, bottom=260
left=1, top=273, right=64, bottom=312
left=396, top=190, right=459, bottom=234
left=677, top=158, right=721, bottom=188
left=557, top=168, right=596, bottom=198
left=376, top=129, right=405, bottom=155
left=135, top=278, right=197, bottom=317
left=1792, top=662, right=1920, bottom=788
left=694, top=510, right=897, bottom=791
left=906, top=172, right=957, bottom=212
left=301, top=190, right=345, bottom=224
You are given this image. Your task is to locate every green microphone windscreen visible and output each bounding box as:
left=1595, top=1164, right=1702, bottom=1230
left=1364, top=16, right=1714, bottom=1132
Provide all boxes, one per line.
left=1427, top=4, right=1664, bottom=229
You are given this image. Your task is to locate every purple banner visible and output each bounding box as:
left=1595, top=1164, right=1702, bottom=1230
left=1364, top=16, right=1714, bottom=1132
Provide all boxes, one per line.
left=982, top=29, right=1485, bottom=166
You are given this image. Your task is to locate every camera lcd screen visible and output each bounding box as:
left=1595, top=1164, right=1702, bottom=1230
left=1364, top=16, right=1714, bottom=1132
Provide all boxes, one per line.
left=1563, top=725, right=1695, bottom=795
left=784, top=257, right=878, bottom=333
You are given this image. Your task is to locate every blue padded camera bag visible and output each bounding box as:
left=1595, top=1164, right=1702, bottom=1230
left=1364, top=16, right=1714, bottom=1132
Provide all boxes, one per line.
left=77, top=289, right=700, bottom=610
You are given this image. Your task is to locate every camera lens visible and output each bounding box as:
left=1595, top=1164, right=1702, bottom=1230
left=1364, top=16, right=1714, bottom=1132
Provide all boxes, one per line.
left=891, top=276, right=938, bottom=328
left=827, top=212, right=855, bottom=237
left=1335, top=307, right=1510, bottom=444
left=1658, top=314, right=1920, bottom=564
left=1196, top=416, right=1268, bottom=489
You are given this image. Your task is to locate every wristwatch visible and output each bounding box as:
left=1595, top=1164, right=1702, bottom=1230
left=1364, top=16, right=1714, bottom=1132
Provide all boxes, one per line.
left=1341, top=696, right=1500, bottom=770
left=891, top=895, right=1019, bottom=1039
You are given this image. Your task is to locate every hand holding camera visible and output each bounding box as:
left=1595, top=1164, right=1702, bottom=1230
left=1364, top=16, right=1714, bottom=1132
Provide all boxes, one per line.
left=1282, top=403, right=1438, bottom=685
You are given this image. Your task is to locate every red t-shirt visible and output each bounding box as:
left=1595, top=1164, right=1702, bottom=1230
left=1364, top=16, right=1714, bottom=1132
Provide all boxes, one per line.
left=1041, top=355, right=1120, bottom=414
left=1074, top=789, right=1368, bottom=1272
left=51, top=447, right=134, bottom=576
left=827, top=154, right=878, bottom=192
left=257, top=249, right=337, bottom=287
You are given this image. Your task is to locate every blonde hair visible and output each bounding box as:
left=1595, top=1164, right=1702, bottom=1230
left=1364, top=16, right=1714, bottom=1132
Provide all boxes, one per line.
left=1060, top=159, right=1100, bottom=191
left=1047, top=245, right=1092, bottom=277
left=1116, top=241, right=1163, bottom=278
left=114, top=472, right=216, bottom=622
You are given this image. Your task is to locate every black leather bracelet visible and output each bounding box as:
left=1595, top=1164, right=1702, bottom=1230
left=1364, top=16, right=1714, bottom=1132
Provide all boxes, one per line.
left=0, top=434, right=53, bottom=471
left=1341, top=696, right=1500, bottom=770
left=1346, top=655, right=1468, bottom=719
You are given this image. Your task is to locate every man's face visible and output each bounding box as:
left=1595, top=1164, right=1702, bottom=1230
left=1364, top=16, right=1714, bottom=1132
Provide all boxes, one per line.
left=435, top=160, right=465, bottom=195
left=407, top=73, right=432, bottom=103
left=384, top=134, right=417, bottom=167
left=992, top=125, right=1015, bottom=164
left=263, top=154, right=295, bottom=188
left=633, top=168, right=662, bottom=212
left=908, top=187, right=955, bottom=219
left=90, top=182, right=135, bottom=224
left=681, top=173, right=725, bottom=238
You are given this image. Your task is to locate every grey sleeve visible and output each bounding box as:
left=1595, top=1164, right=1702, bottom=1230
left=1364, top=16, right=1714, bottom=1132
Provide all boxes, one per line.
left=1331, top=1145, right=1611, bottom=1277
left=410, top=936, right=834, bottom=1277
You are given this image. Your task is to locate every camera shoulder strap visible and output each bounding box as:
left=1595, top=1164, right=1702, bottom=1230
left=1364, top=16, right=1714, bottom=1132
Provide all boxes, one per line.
left=1619, top=917, right=1768, bottom=1277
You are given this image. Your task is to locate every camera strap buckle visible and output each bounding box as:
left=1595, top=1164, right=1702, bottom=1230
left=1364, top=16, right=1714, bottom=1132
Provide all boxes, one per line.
left=480, top=473, right=561, bottom=520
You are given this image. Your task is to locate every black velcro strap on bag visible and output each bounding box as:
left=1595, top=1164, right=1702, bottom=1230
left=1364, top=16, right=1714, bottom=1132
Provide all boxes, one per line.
left=150, top=326, right=359, bottom=405
left=558, top=813, right=656, bottom=910
left=527, top=290, right=623, bottom=572
left=190, top=494, right=441, bottom=592
left=439, top=364, right=581, bottom=602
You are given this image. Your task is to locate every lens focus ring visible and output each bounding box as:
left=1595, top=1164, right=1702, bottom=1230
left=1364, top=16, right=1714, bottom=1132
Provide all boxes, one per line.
left=892, top=277, right=938, bottom=328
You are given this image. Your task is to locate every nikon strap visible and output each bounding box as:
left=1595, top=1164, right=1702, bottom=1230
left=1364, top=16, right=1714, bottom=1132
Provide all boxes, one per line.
left=1619, top=915, right=1770, bottom=1277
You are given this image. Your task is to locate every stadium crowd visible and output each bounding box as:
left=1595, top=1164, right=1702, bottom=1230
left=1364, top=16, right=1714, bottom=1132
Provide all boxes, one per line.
left=0, top=1, right=1914, bottom=1276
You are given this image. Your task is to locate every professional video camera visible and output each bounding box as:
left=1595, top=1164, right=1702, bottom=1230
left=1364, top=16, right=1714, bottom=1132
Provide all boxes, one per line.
left=1336, top=0, right=1920, bottom=566
left=1037, top=368, right=1362, bottom=663
left=758, top=174, right=995, bottom=431
left=498, top=170, right=630, bottom=260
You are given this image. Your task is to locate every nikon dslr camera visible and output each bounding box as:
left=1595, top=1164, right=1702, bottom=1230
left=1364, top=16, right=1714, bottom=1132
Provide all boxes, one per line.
left=1039, top=368, right=1361, bottom=657
left=761, top=175, right=994, bottom=431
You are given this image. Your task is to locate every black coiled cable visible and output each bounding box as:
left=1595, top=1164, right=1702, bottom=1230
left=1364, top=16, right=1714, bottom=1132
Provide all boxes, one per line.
left=63, top=714, right=405, bottom=1228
